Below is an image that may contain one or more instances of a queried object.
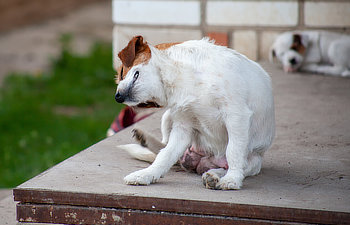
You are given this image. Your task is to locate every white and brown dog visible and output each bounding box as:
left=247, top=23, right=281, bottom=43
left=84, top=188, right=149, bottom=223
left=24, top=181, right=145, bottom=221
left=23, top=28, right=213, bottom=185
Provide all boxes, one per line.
left=270, top=31, right=350, bottom=77
left=115, top=36, right=275, bottom=190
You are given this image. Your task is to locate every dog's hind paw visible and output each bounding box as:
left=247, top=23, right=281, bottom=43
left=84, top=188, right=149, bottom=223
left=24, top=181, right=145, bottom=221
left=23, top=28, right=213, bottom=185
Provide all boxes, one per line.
left=132, top=128, right=147, bottom=147
left=202, top=171, right=220, bottom=189
left=202, top=168, right=227, bottom=190
left=124, top=168, right=160, bottom=186
left=202, top=169, right=243, bottom=190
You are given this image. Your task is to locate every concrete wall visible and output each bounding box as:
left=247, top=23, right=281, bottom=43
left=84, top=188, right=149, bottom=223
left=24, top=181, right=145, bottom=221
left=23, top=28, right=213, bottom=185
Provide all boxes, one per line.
left=112, top=0, right=350, bottom=67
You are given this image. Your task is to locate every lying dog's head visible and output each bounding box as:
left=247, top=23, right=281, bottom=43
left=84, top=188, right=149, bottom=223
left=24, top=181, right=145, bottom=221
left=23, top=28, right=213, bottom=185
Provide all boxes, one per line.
left=114, top=36, right=166, bottom=108
left=269, top=32, right=309, bottom=73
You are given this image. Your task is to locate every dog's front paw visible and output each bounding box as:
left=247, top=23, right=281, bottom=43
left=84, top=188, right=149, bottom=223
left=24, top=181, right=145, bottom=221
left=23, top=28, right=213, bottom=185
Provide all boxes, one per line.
left=215, top=172, right=244, bottom=190
left=124, top=169, right=160, bottom=185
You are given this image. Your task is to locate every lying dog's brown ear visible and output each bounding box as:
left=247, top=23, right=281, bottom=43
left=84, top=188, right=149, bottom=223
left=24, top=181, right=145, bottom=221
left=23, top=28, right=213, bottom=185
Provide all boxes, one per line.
left=291, top=34, right=306, bottom=55
left=118, top=36, right=148, bottom=67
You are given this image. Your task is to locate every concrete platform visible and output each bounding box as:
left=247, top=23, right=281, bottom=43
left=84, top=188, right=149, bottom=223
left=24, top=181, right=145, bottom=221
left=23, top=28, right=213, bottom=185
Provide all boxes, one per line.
left=10, top=63, right=350, bottom=224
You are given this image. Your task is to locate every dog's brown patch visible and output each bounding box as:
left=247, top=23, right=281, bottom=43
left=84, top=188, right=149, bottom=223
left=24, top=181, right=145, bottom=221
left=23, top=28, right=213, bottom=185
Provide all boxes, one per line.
left=115, top=65, right=133, bottom=84
left=290, top=34, right=306, bottom=55
left=118, top=36, right=151, bottom=67
left=116, top=37, right=181, bottom=84
left=133, top=49, right=151, bottom=66
left=116, top=36, right=152, bottom=83
left=155, top=42, right=181, bottom=50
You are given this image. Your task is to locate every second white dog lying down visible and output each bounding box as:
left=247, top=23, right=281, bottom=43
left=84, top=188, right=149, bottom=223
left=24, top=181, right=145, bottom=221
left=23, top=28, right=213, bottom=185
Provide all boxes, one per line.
left=270, top=31, right=350, bottom=77
left=115, top=36, right=275, bottom=190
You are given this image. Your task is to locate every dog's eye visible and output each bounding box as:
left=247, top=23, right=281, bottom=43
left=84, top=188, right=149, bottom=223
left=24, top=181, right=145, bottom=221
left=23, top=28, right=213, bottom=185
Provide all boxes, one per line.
left=291, top=46, right=298, bottom=51
left=134, top=71, right=139, bottom=79
left=120, top=67, right=124, bottom=80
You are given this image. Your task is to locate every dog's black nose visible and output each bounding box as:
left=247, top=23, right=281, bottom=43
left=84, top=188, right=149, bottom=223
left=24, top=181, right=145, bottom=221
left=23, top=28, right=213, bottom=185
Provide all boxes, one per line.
left=289, top=58, right=297, bottom=65
left=115, top=91, right=125, bottom=103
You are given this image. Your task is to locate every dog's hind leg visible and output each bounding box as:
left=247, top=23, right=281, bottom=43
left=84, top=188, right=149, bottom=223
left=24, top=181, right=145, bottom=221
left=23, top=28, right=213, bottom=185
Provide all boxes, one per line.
left=202, top=168, right=227, bottom=189
left=132, top=128, right=165, bottom=154
left=302, top=64, right=348, bottom=76
left=124, top=123, right=192, bottom=185
left=215, top=106, right=252, bottom=190
left=161, top=109, right=172, bottom=144
left=118, top=128, right=165, bottom=164
left=202, top=152, right=263, bottom=189
left=243, top=152, right=263, bottom=177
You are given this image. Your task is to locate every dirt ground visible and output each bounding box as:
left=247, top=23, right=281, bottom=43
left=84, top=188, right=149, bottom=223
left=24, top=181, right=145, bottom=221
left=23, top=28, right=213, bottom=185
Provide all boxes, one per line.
left=0, top=1, right=113, bottom=84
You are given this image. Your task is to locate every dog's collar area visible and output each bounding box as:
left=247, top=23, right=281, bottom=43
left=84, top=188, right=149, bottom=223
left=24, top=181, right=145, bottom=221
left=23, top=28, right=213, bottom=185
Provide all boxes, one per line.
left=137, top=101, right=161, bottom=108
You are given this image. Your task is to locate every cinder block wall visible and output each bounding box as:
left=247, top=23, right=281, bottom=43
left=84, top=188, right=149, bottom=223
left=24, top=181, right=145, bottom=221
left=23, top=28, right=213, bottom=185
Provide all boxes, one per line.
left=112, top=0, right=350, bottom=67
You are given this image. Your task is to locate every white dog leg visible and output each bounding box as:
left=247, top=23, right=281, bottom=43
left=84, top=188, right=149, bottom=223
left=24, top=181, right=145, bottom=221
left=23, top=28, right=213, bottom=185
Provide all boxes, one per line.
left=215, top=107, right=252, bottom=190
left=124, top=124, right=191, bottom=185
left=243, top=152, right=263, bottom=177
left=161, top=109, right=172, bottom=144
left=302, top=64, right=347, bottom=76
left=202, top=152, right=263, bottom=189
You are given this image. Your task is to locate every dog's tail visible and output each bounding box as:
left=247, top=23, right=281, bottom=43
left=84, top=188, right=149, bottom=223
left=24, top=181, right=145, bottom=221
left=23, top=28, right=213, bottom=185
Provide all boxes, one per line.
left=118, top=144, right=156, bottom=163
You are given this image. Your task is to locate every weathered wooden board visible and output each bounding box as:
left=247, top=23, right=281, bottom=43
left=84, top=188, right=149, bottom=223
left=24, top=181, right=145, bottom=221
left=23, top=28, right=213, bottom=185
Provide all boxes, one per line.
left=14, top=189, right=350, bottom=224
left=17, top=203, right=306, bottom=225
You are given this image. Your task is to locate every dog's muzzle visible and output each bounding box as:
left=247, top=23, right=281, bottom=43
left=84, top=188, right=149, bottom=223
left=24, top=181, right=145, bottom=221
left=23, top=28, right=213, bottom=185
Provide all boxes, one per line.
left=115, top=91, right=125, bottom=103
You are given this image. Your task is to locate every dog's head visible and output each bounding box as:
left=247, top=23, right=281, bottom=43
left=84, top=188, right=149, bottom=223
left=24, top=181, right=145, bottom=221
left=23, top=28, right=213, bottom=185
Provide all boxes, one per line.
left=269, top=32, right=309, bottom=73
left=115, top=36, right=165, bottom=108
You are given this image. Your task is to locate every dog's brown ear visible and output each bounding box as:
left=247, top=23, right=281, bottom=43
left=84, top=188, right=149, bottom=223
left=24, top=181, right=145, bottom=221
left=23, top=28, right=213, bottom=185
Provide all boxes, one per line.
left=118, top=36, right=148, bottom=67
left=291, top=34, right=306, bottom=55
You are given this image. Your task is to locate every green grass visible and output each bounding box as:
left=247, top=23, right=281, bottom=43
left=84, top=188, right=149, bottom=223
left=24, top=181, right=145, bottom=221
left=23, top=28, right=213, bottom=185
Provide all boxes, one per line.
left=0, top=35, right=123, bottom=188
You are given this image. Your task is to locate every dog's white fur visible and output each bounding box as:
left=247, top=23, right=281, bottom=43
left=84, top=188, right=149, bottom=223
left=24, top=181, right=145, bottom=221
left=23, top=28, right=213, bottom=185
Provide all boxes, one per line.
left=116, top=37, right=275, bottom=190
left=270, top=31, right=350, bottom=77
